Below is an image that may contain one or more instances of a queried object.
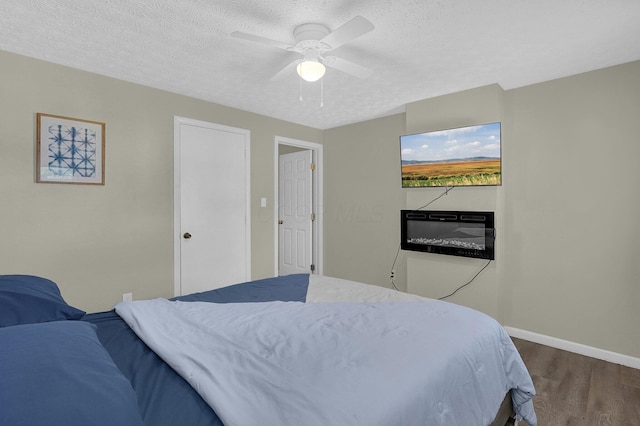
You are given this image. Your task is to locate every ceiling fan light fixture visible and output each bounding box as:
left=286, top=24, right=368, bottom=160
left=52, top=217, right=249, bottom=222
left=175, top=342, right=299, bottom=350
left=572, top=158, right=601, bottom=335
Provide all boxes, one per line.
left=296, top=60, right=326, bottom=82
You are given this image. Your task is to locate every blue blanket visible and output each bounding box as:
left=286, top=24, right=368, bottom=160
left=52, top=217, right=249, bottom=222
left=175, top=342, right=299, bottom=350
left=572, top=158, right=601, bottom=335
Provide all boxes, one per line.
left=83, top=274, right=310, bottom=426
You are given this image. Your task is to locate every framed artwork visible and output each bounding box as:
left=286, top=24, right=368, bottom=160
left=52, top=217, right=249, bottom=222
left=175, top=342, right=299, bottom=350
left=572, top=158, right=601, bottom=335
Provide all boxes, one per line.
left=36, top=113, right=105, bottom=185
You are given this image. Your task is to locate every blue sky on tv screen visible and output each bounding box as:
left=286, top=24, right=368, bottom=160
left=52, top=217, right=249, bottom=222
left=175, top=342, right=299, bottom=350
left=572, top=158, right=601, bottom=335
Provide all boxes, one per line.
left=401, top=122, right=501, bottom=163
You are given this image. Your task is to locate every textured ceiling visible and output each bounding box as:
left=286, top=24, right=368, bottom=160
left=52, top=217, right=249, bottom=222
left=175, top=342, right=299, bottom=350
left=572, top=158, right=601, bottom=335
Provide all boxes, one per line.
left=1, top=0, right=639, bottom=129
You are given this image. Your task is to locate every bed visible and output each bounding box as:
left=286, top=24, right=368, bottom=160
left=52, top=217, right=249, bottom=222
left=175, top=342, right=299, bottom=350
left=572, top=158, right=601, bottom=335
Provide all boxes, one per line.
left=0, top=274, right=537, bottom=426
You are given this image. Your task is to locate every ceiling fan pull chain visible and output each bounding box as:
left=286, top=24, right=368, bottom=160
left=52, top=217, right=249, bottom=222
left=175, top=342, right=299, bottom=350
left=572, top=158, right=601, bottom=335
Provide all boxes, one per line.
left=299, top=76, right=304, bottom=102
left=320, top=78, right=324, bottom=108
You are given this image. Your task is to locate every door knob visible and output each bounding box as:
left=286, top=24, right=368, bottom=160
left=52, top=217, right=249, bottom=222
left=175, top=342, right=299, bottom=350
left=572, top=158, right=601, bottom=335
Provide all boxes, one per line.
left=278, top=220, right=283, bottom=225
left=183, top=232, right=192, bottom=239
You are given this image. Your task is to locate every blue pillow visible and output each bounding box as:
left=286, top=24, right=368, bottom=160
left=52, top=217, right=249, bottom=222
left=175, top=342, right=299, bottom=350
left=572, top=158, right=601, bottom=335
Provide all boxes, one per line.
left=0, top=275, right=85, bottom=327
left=0, top=321, right=144, bottom=426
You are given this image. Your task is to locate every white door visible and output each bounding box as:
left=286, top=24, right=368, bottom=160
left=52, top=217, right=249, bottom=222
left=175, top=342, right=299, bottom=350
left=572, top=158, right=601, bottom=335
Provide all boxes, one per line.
left=278, top=150, right=312, bottom=275
left=174, top=117, right=250, bottom=295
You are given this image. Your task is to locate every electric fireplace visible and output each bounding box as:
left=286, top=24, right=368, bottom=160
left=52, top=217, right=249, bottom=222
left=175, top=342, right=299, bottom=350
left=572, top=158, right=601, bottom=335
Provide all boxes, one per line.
left=401, top=210, right=495, bottom=260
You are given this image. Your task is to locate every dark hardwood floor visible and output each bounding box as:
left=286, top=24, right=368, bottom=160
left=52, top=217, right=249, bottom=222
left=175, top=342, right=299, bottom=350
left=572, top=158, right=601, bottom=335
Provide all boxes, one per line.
left=511, top=338, right=640, bottom=426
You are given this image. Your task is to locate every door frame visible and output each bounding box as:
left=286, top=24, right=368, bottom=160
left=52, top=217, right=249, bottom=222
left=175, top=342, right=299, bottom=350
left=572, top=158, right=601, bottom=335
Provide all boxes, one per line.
left=274, top=136, right=323, bottom=276
left=174, top=116, right=251, bottom=296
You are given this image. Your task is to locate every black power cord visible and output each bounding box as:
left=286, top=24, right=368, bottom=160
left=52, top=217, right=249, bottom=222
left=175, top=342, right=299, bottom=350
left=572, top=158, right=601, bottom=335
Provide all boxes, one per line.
left=437, top=259, right=492, bottom=300
left=415, top=185, right=454, bottom=210
left=390, top=185, right=492, bottom=299
left=389, top=186, right=455, bottom=290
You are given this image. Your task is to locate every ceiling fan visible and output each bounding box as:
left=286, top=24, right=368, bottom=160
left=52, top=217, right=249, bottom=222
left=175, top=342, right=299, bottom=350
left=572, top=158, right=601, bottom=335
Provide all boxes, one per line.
left=231, top=16, right=375, bottom=82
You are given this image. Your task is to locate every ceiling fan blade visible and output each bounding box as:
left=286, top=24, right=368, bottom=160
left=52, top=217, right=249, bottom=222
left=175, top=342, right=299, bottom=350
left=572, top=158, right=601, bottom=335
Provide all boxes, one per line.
left=323, top=56, right=372, bottom=79
left=270, top=59, right=302, bottom=81
left=231, top=31, right=294, bottom=51
left=320, top=16, right=374, bottom=51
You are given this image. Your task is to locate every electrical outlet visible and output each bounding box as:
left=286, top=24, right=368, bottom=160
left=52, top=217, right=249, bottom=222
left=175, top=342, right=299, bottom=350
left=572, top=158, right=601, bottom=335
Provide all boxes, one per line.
left=122, top=292, right=133, bottom=302
left=390, top=270, right=396, bottom=280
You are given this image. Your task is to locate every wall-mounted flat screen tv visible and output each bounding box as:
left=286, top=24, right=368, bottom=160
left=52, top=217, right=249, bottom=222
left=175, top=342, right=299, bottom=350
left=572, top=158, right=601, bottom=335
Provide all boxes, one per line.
left=400, top=122, right=501, bottom=187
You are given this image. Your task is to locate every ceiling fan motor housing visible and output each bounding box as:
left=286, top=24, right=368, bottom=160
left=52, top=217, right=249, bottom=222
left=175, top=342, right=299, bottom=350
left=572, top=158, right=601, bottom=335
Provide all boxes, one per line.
left=293, top=23, right=331, bottom=51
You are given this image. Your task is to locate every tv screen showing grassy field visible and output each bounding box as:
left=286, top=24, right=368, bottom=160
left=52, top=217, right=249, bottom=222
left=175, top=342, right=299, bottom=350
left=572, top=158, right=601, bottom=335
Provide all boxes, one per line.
left=400, top=122, right=501, bottom=187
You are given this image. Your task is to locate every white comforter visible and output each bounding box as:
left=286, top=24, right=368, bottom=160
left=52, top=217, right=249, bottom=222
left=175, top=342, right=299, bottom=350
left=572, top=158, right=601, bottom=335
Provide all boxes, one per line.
left=116, top=276, right=536, bottom=426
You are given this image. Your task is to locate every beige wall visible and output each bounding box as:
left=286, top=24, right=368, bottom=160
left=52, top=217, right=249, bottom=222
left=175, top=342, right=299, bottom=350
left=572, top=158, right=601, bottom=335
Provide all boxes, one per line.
left=0, top=50, right=321, bottom=312
left=323, top=61, right=640, bottom=359
left=501, top=61, right=640, bottom=358
left=322, top=114, right=407, bottom=289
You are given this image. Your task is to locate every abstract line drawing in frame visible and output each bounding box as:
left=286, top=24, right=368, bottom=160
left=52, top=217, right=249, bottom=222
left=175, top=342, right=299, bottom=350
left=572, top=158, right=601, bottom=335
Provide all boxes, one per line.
left=36, top=113, right=106, bottom=185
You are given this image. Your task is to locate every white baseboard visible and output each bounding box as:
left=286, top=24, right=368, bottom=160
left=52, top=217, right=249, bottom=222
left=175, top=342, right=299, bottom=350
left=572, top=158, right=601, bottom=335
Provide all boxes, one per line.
left=504, top=326, right=640, bottom=370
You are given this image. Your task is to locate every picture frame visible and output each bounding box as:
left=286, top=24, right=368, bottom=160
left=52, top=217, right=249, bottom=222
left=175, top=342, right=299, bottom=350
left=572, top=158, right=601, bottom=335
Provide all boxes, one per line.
left=36, top=113, right=105, bottom=185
